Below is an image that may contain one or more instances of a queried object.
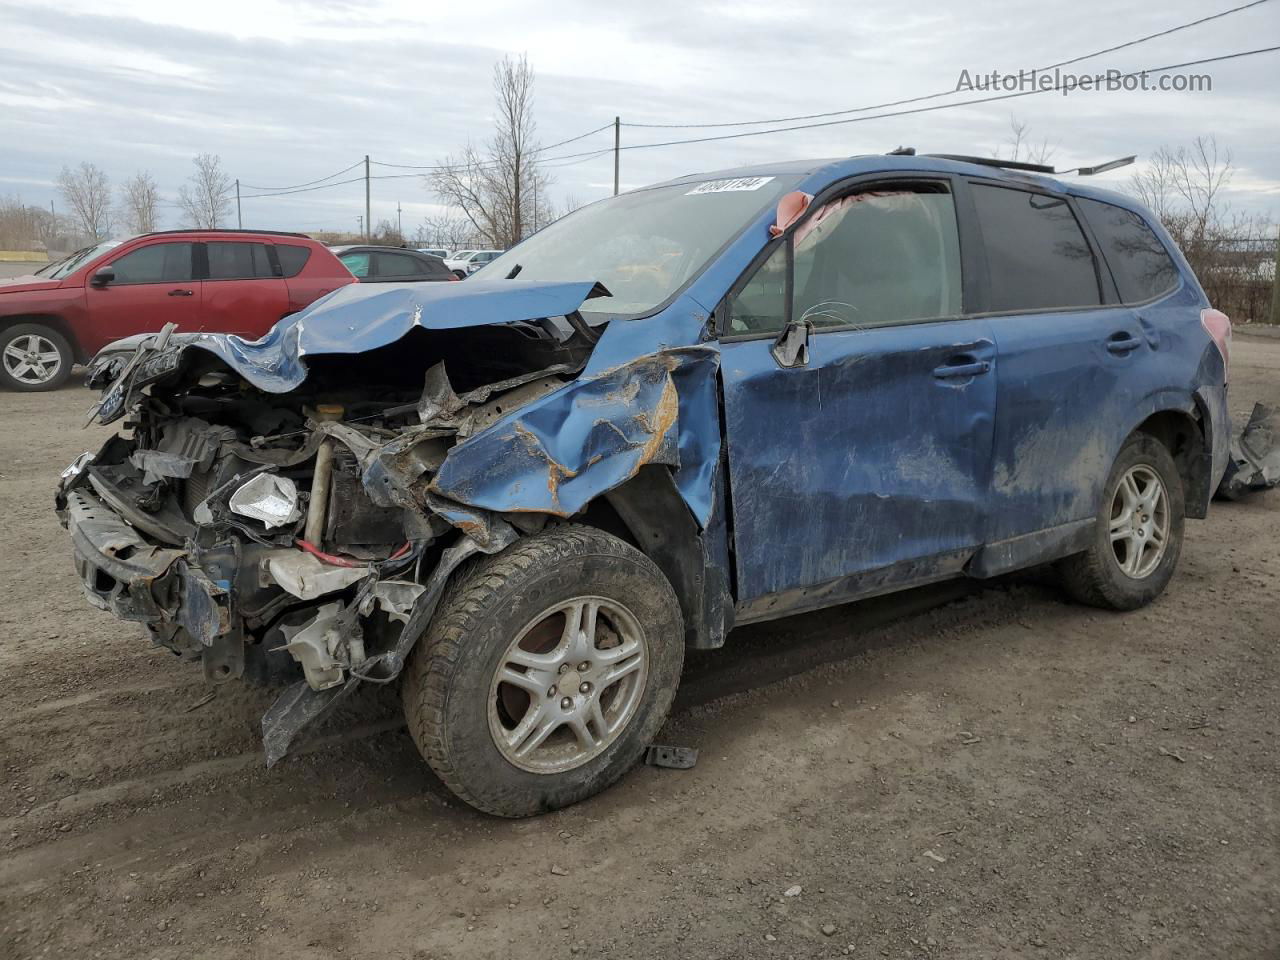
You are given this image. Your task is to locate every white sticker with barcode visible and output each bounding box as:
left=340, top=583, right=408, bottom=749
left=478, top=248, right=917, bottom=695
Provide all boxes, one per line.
left=685, top=176, right=775, bottom=195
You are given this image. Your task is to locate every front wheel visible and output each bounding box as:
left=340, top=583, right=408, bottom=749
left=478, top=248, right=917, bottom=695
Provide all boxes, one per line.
left=1, top=323, right=73, bottom=392
left=403, top=525, right=684, bottom=817
left=1058, top=433, right=1185, bottom=610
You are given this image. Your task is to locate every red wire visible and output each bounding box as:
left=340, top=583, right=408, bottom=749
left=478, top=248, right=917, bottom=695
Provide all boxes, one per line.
left=294, top=539, right=410, bottom=568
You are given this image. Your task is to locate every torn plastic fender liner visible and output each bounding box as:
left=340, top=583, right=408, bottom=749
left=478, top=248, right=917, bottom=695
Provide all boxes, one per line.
left=429, top=346, right=722, bottom=525
left=176, top=279, right=608, bottom=393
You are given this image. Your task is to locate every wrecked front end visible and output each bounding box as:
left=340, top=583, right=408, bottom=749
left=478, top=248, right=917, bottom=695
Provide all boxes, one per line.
left=56, top=281, right=722, bottom=766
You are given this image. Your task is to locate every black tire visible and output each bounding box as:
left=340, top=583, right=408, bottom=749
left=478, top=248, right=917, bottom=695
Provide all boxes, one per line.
left=0, top=323, right=73, bottom=392
left=403, top=524, right=684, bottom=817
left=1058, top=433, right=1185, bottom=610
left=452, top=269, right=467, bottom=280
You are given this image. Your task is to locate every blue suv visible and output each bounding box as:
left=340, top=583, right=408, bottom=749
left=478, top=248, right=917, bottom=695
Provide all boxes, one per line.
left=58, top=153, right=1231, bottom=816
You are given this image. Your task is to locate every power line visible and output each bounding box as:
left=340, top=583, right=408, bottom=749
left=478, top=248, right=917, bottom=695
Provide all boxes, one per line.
left=622, top=0, right=1274, bottom=129
left=370, top=121, right=615, bottom=170
left=239, top=159, right=365, bottom=192
left=240, top=176, right=366, bottom=199
left=607, top=46, right=1280, bottom=152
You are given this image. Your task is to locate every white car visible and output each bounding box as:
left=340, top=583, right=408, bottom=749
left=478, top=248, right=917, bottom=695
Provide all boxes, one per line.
left=414, top=247, right=450, bottom=259
left=443, top=249, right=503, bottom=279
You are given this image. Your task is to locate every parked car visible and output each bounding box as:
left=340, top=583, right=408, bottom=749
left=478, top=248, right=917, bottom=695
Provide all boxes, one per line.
left=414, top=247, right=450, bottom=260
left=58, top=153, right=1230, bottom=817
left=331, top=245, right=456, bottom=283
left=443, top=249, right=503, bottom=278
left=0, top=230, right=355, bottom=391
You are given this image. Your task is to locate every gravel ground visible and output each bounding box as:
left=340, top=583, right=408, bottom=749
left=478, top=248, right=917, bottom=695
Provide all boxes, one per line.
left=1, top=335, right=1277, bottom=960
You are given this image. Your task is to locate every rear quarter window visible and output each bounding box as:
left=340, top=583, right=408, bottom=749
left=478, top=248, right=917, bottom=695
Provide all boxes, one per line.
left=419, top=256, right=452, bottom=280
left=970, top=183, right=1101, bottom=313
left=276, top=244, right=312, bottom=278
left=1076, top=198, right=1180, bottom=303
left=206, top=242, right=274, bottom=280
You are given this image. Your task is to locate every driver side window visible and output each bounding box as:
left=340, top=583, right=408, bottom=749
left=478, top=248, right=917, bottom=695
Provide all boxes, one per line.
left=726, top=184, right=963, bottom=336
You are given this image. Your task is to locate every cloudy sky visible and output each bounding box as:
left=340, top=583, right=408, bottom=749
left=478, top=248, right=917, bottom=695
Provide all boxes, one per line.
left=1, top=0, right=1277, bottom=236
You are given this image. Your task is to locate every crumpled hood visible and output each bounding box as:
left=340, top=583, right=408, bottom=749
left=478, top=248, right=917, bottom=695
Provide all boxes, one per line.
left=105, top=278, right=605, bottom=393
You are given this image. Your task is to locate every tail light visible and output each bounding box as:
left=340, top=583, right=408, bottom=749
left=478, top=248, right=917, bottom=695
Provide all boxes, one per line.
left=1201, top=308, right=1231, bottom=380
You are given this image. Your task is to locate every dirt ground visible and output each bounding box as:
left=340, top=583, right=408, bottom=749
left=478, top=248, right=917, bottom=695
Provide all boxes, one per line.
left=1, top=335, right=1277, bottom=960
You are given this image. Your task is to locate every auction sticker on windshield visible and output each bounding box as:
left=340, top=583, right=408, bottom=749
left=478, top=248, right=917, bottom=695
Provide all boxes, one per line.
left=686, top=176, right=775, bottom=195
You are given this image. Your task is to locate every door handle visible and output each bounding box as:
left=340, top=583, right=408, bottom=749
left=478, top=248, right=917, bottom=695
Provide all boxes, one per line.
left=168, top=288, right=194, bottom=297
left=1106, top=332, right=1141, bottom=355
left=933, top=359, right=990, bottom=379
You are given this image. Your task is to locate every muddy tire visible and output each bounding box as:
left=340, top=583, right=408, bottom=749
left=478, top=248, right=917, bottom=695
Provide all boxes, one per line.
left=1, top=323, right=73, bottom=392
left=1058, top=433, right=1185, bottom=610
left=403, top=525, right=684, bottom=817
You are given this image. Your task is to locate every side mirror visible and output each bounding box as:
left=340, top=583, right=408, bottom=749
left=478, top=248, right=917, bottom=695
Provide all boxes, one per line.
left=90, top=266, right=115, bottom=287
left=770, top=319, right=812, bottom=369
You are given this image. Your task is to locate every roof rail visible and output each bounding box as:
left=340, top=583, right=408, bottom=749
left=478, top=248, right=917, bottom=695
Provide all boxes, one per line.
left=923, top=154, right=1056, bottom=174
left=143, top=228, right=310, bottom=239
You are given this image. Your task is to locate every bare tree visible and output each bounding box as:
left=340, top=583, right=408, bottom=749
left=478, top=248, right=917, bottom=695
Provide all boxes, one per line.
left=177, top=153, right=232, bottom=229
left=56, top=162, right=112, bottom=240
left=1002, top=116, right=1055, bottom=166
left=118, top=171, right=161, bottom=234
left=429, top=55, right=552, bottom=248
left=1130, top=137, right=1234, bottom=276
left=422, top=210, right=480, bottom=249
left=370, top=218, right=404, bottom=246
left=1129, top=136, right=1277, bottom=322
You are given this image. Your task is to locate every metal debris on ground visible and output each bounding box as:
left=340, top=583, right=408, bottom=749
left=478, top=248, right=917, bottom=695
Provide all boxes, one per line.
left=644, top=744, right=698, bottom=769
left=184, top=691, right=217, bottom=713
left=1217, top=402, right=1280, bottom=499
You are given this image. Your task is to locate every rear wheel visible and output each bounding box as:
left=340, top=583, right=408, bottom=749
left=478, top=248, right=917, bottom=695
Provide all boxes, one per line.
left=0, top=323, right=73, bottom=392
left=403, top=525, right=684, bottom=817
left=451, top=269, right=467, bottom=280
left=1058, top=433, right=1184, bottom=610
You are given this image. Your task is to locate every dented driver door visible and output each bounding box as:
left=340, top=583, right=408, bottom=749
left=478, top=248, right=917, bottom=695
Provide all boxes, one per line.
left=718, top=182, right=997, bottom=620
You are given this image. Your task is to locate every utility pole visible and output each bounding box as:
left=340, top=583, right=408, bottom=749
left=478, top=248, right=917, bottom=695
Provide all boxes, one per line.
left=613, top=116, right=620, bottom=196
left=396, top=200, right=402, bottom=239
left=1271, top=224, right=1280, bottom=325
left=235, top=179, right=242, bottom=229
left=364, top=155, right=371, bottom=241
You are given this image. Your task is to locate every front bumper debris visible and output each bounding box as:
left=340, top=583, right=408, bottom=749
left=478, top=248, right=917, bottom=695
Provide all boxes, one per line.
left=63, top=487, right=186, bottom=622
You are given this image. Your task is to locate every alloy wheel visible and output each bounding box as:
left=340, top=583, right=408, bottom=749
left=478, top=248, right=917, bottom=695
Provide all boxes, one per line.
left=1109, top=464, right=1170, bottom=579
left=488, top=596, right=649, bottom=774
left=3, top=333, right=63, bottom=386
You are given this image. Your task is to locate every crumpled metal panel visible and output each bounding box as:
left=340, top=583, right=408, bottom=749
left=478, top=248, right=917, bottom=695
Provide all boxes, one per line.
left=430, top=346, right=722, bottom=526
left=177, top=279, right=605, bottom=392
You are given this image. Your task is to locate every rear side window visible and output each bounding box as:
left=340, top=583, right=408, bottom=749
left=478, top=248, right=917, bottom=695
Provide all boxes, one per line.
left=109, top=242, right=194, bottom=284
left=970, top=184, right=1100, bottom=312
left=276, top=243, right=312, bottom=278
left=375, top=252, right=427, bottom=277
left=206, top=242, right=274, bottom=280
left=1076, top=198, right=1180, bottom=303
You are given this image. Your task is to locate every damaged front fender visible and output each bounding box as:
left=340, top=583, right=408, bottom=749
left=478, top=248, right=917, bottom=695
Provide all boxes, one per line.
left=429, top=346, right=722, bottom=524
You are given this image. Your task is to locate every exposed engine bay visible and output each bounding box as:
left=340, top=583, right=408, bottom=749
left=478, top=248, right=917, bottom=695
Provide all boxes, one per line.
left=57, top=317, right=604, bottom=763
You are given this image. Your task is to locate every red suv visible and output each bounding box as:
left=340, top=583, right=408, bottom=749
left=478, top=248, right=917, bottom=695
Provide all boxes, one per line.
left=0, top=230, right=356, bottom=391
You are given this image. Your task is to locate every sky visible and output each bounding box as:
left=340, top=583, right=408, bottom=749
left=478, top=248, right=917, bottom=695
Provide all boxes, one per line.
left=0, top=0, right=1277, bottom=237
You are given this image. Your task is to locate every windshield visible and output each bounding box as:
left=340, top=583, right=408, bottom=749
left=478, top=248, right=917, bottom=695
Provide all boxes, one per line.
left=45, top=238, right=128, bottom=280
left=487, top=174, right=800, bottom=317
